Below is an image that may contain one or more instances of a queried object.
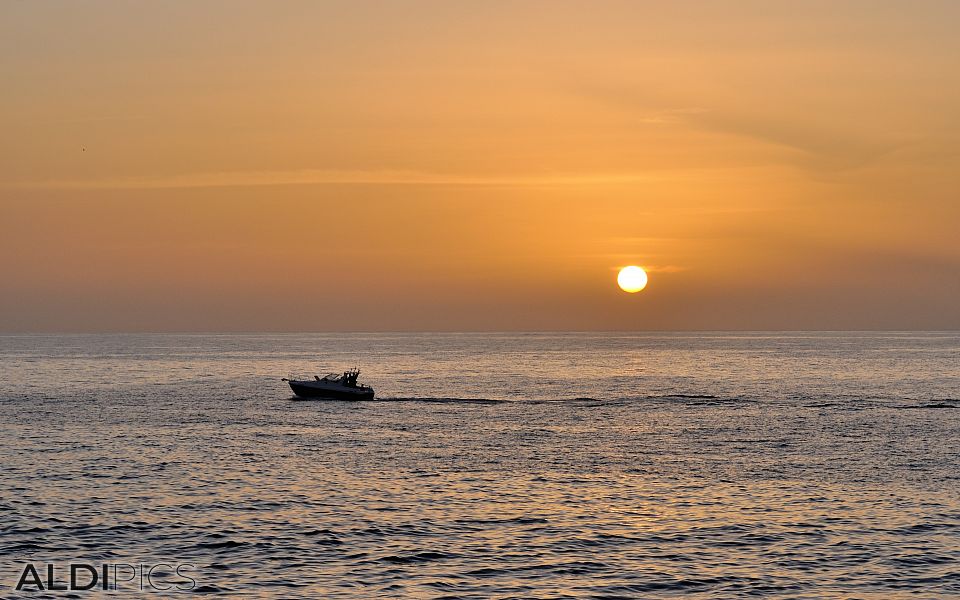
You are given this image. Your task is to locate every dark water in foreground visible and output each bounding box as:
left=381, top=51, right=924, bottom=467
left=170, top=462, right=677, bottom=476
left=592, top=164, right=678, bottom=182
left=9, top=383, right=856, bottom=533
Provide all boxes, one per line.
left=1, top=332, right=959, bottom=598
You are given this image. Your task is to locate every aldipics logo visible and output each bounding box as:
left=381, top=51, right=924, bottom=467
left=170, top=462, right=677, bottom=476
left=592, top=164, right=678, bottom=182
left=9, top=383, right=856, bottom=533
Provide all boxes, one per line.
left=14, top=563, right=197, bottom=592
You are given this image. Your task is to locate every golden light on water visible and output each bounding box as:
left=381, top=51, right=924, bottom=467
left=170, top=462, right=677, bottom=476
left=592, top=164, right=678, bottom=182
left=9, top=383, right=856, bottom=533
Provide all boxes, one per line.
left=617, top=266, right=648, bottom=293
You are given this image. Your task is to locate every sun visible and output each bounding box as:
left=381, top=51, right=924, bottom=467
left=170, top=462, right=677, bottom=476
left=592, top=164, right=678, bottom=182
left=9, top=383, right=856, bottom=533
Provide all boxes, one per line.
left=617, top=266, right=648, bottom=293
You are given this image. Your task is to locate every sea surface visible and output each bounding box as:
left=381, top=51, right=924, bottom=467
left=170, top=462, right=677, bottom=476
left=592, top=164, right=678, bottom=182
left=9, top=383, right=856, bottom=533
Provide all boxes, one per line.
left=1, top=332, right=959, bottom=598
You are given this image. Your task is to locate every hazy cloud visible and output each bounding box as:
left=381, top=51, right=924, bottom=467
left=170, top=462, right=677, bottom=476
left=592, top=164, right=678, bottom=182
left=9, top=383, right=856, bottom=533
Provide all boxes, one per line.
left=2, top=169, right=674, bottom=190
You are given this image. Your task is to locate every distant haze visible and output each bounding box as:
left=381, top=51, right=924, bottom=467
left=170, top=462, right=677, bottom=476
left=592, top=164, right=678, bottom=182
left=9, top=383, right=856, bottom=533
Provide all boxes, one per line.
left=2, top=1, right=958, bottom=331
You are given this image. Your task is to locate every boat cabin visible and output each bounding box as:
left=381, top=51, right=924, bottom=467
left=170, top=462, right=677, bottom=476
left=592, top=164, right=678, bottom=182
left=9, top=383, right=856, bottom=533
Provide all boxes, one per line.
left=314, top=368, right=362, bottom=387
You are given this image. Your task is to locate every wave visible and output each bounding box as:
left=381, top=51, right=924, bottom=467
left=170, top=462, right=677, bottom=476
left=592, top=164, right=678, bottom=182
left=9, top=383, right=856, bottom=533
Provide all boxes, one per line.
left=378, top=551, right=459, bottom=565
left=895, top=399, right=960, bottom=410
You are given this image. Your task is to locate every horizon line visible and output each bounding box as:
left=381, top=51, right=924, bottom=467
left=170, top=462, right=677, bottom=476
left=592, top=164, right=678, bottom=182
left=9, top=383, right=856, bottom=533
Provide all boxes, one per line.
left=1, top=329, right=958, bottom=335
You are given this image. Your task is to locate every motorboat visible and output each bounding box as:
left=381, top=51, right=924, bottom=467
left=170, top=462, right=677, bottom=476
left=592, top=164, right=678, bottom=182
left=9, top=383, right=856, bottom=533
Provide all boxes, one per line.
left=283, top=368, right=375, bottom=400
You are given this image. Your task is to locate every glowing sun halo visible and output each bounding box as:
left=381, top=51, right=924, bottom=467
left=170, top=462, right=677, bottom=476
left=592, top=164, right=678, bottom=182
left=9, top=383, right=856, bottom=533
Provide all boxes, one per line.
left=617, top=266, right=648, bottom=293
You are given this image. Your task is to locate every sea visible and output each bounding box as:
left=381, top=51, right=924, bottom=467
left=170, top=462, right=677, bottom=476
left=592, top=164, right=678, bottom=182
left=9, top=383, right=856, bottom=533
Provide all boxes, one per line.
left=1, top=332, right=958, bottom=598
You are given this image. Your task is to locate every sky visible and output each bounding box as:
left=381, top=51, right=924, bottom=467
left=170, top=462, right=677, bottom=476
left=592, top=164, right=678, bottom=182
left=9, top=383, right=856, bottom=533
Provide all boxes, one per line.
left=1, top=1, right=958, bottom=331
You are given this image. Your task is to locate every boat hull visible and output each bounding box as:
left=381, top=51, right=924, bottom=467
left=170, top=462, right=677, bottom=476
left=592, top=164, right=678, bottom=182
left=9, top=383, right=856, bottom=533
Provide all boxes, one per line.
left=288, top=381, right=375, bottom=401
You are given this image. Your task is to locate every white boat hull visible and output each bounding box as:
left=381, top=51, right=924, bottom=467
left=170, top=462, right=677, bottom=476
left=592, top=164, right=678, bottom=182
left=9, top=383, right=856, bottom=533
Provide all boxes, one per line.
left=287, top=380, right=375, bottom=400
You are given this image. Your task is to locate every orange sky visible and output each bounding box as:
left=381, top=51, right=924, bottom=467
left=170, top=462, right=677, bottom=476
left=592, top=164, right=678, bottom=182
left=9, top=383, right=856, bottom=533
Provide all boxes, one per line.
left=2, top=1, right=958, bottom=331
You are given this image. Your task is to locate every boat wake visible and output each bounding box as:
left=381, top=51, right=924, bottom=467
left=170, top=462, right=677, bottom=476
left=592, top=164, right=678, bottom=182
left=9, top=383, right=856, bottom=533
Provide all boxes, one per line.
left=375, top=397, right=507, bottom=404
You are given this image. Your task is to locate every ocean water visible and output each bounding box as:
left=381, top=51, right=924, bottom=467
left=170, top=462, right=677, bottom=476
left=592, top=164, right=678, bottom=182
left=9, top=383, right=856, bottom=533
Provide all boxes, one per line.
left=1, top=332, right=959, bottom=598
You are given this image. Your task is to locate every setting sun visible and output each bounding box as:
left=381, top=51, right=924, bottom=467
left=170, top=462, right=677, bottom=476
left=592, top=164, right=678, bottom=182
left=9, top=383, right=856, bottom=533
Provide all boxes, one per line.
left=617, top=266, right=648, bottom=293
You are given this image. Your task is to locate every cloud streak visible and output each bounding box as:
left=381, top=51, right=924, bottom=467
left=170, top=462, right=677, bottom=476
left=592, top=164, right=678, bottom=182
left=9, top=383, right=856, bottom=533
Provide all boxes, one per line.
left=3, top=169, right=668, bottom=190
